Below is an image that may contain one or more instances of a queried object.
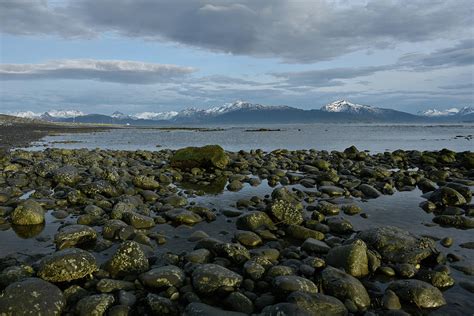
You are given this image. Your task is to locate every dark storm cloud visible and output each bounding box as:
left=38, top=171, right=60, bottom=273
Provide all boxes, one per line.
left=0, top=59, right=196, bottom=84
left=1, top=0, right=472, bottom=63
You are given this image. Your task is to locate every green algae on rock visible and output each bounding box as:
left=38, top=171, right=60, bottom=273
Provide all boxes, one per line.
left=171, top=145, right=229, bottom=169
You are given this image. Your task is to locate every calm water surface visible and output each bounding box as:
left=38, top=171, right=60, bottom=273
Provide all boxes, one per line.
left=26, top=123, right=474, bottom=152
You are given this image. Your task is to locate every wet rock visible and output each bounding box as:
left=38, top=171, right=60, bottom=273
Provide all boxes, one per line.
left=321, top=267, right=370, bottom=311
left=326, top=239, right=369, bottom=278
left=192, top=264, right=243, bottom=295
left=123, top=212, right=155, bottom=229
left=388, top=279, right=446, bottom=308
left=445, top=182, right=472, bottom=203
left=139, top=265, right=185, bottom=289
left=243, top=260, right=265, bottom=280
left=38, top=248, right=98, bottom=282
left=433, top=215, right=474, bottom=229
left=171, top=145, right=229, bottom=169
left=319, top=186, right=345, bottom=196
left=0, top=278, right=65, bottom=316
left=440, top=237, right=453, bottom=247
left=286, top=224, right=324, bottom=240
left=102, top=219, right=128, bottom=240
left=53, top=165, right=81, bottom=186
left=214, top=242, right=251, bottom=264
left=234, top=230, right=262, bottom=247
left=185, top=249, right=212, bottom=264
left=416, top=270, right=454, bottom=288
left=260, top=303, right=312, bottom=316
left=54, top=224, right=97, bottom=250
left=133, top=175, right=160, bottom=190
left=183, top=302, right=246, bottom=316
left=11, top=199, right=44, bottom=225
left=0, top=265, right=33, bottom=288
left=224, top=291, right=254, bottom=314
left=359, top=184, right=382, bottom=198
left=273, top=275, right=318, bottom=296
left=165, top=209, right=203, bottom=225
left=326, top=217, right=353, bottom=234
left=236, top=211, right=276, bottom=232
left=96, top=279, right=135, bottom=293
left=357, top=226, right=436, bottom=264
left=429, top=187, right=467, bottom=206
left=287, top=292, right=348, bottom=316
left=315, top=201, right=340, bottom=216
left=227, top=180, right=243, bottom=191
left=382, top=290, right=401, bottom=310
left=163, top=195, right=188, bottom=207
left=105, top=241, right=149, bottom=278
left=270, top=199, right=304, bottom=225
left=301, top=238, right=331, bottom=254
left=146, top=294, right=178, bottom=316
left=76, top=294, right=114, bottom=316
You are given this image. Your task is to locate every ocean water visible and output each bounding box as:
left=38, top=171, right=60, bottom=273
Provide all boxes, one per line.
left=26, top=123, right=474, bottom=152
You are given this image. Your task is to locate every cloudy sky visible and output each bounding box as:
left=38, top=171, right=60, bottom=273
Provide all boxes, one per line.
left=0, top=0, right=473, bottom=114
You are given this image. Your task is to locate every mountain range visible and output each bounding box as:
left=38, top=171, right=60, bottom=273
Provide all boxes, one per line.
left=6, top=100, right=474, bottom=125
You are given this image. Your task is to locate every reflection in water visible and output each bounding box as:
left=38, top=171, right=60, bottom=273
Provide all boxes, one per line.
left=179, top=176, right=228, bottom=195
left=12, top=223, right=45, bottom=239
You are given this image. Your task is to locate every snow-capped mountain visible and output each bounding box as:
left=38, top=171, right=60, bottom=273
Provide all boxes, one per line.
left=419, top=106, right=473, bottom=117
left=134, top=111, right=179, bottom=120
left=321, top=100, right=381, bottom=114
left=111, top=111, right=132, bottom=119
left=131, top=101, right=283, bottom=121
left=10, top=110, right=84, bottom=120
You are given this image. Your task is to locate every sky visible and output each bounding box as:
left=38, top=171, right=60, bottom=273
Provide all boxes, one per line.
left=0, top=0, right=473, bottom=115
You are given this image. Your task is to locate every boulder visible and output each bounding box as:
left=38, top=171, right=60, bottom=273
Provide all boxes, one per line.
left=171, top=145, right=229, bottom=169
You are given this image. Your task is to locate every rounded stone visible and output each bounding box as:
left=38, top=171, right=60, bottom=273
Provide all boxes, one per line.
left=0, top=278, right=65, bottom=316
left=105, top=241, right=149, bottom=278
left=192, top=264, right=243, bottom=295
left=11, top=199, right=44, bottom=225
left=38, top=248, right=98, bottom=282
left=139, top=265, right=185, bottom=289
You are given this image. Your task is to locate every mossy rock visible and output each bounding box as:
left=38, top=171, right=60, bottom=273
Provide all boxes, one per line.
left=171, top=145, right=229, bottom=169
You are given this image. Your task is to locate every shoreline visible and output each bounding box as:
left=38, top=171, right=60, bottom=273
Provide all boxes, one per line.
left=0, top=145, right=473, bottom=314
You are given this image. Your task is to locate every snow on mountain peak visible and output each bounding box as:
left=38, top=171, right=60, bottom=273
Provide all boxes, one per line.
left=133, top=111, right=179, bottom=120
left=45, top=110, right=84, bottom=118
left=419, top=106, right=472, bottom=117
left=321, top=100, right=378, bottom=113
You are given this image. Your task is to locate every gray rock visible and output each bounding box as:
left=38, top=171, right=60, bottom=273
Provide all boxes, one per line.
left=0, top=278, right=65, bottom=316
left=270, top=199, right=304, bottom=225
left=76, top=294, right=115, bottom=316
left=286, top=224, right=324, bottom=240
left=359, top=184, right=382, bottom=198
left=224, top=291, right=254, bottom=314
left=213, top=242, right=251, bottom=264
left=139, top=265, right=185, bottom=289
left=192, top=264, right=243, bottom=294
left=105, top=241, right=149, bottom=278
left=54, top=224, right=97, bottom=250
left=357, top=226, right=436, bottom=264
left=11, top=199, right=44, bottom=225
left=185, top=248, right=212, bottom=263
left=236, top=211, right=276, bottom=231
left=429, top=187, right=467, bottom=206
left=38, top=248, right=98, bottom=282
left=301, top=238, right=331, bottom=254
left=287, top=292, right=348, bottom=316
left=165, top=209, right=203, bottom=225
left=382, top=289, right=401, bottom=310
left=146, top=294, right=178, bottom=316
left=388, top=279, right=446, bottom=308
left=326, top=239, right=369, bottom=278
left=321, top=267, right=370, bottom=311
left=273, top=275, right=318, bottom=296
left=183, top=302, right=247, bottom=316
left=123, top=212, right=155, bottom=229
left=433, top=215, right=474, bottom=229
left=96, top=279, right=135, bottom=293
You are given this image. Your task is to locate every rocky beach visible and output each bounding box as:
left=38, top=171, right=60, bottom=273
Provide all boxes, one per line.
left=0, top=142, right=473, bottom=315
